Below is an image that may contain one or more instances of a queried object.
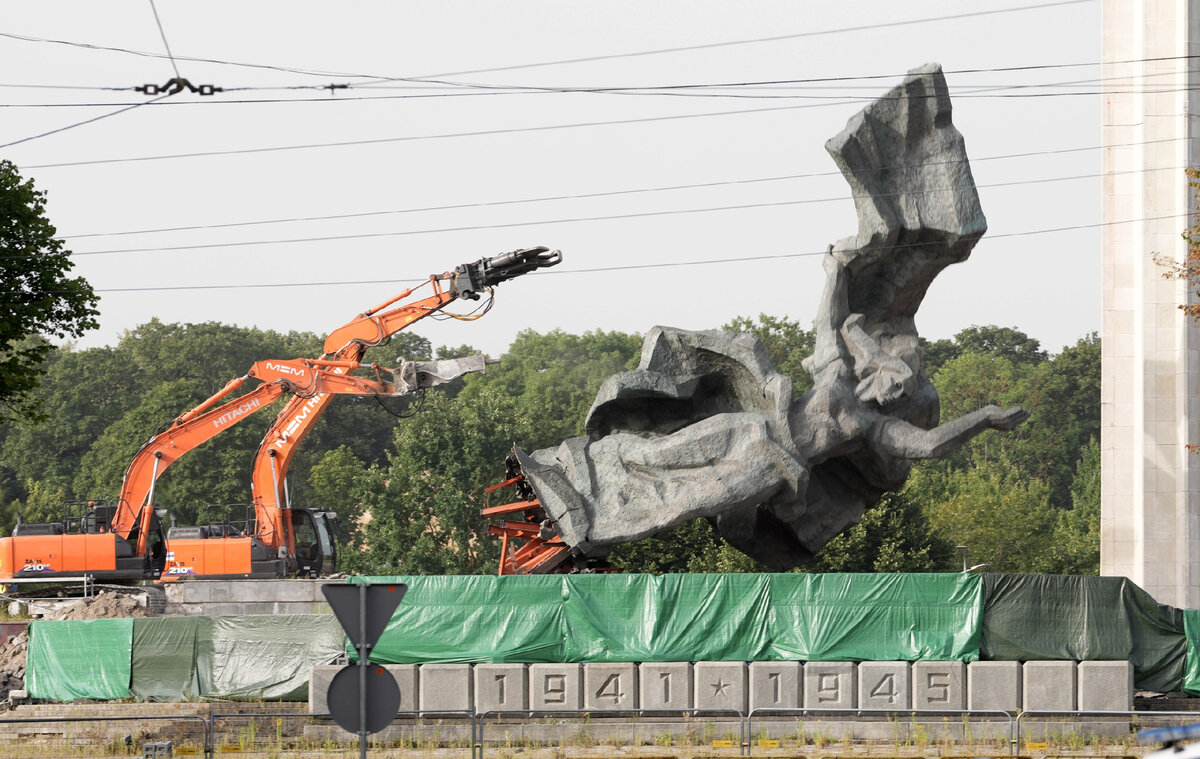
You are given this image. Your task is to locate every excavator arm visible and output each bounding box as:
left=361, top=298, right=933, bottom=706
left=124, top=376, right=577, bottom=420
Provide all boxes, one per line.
left=248, top=246, right=560, bottom=565
left=109, top=358, right=424, bottom=559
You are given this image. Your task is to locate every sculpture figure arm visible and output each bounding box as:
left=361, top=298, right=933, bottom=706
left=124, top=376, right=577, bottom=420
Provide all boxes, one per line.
left=869, top=405, right=1029, bottom=460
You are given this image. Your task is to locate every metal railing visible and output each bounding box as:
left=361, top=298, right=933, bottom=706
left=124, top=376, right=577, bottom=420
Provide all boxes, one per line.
left=212, top=709, right=476, bottom=759
left=3, top=705, right=1197, bottom=756
left=1015, top=709, right=1200, bottom=754
left=476, top=707, right=747, bottom=757
left=745, top=707, right=1015, bottom=757
left=0, top=713, right=209, bottom=755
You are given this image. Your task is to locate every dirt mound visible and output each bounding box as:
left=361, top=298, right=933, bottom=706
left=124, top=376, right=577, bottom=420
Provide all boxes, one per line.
left=0, top=591, right=153, bottom=704
left=47, top=591, right=150, bottom=621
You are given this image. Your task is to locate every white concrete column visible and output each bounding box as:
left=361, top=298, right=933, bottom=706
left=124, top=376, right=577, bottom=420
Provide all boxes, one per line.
left=1101, top=0, right=1200, bottom=608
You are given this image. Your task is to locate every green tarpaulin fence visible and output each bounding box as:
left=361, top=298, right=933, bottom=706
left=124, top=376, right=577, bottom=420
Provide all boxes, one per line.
left=980, top=574, right=1186, bottom=692
left=22, top=572, right=1200, bottom=702
left=30, top=614, right=343, bottom=703
left=196, top=615, right=344, bottom=700
left=131, top=616, right=202, bottom=701
left=354, top=572, right=985, bottom=664
left=28, top=618, right=133, bottom=701
left=1180, top=610, right=1200, bottom=695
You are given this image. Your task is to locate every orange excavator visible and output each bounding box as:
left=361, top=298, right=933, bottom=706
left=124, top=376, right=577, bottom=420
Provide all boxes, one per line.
left=0, top=246, right=560, bottom=583
left=230, top=246, right=561, bottom=578
left=0, top=357, right=425, bottom=582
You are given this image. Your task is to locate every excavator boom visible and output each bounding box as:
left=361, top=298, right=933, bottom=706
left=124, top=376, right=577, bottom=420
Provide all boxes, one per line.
left=248, top=247, right=560, bottom=566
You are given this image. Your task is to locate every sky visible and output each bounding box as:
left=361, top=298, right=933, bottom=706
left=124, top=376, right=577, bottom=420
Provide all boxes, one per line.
left=1, top=0, right=1103, bottom=361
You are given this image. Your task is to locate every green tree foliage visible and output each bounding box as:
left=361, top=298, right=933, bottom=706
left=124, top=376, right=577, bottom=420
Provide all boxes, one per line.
left=0, top=161, right=99, bottom=424
left=810, top=490, right=955, bottom=572
left=353, top=386, right=533, bottom=574
left=922, top=325, right=1047, bottom=376
left=723, top=314, right=817, bottom=397
left=916, top=455, right=1058, bottom=573
left=0, top=320, right=414, bottom=532
left=1047, top=437, right=1101, bottom=575
left=464, top=329, right=642, bottom=448
left=0, top=315, right=1101, bottom=576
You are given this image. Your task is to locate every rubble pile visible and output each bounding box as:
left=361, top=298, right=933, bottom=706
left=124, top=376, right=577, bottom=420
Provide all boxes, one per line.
left=0, top=591, right=152, bottom=703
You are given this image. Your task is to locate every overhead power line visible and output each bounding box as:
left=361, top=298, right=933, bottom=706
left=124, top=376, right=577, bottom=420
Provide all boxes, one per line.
left=7, top=81, right=1199, bottom=108
left=21, top=209, right=1174, bottom=296
left=361, top=0, right=1098, bottom=83
left=147, top=0, right=181, bottom=79
left=0, top=92, right=171, bottom=149
left=58, top=161, right=1181, bottom=242
left=0, top=0, right=1096, bottom=89
left=57, top=166, right=1169, bottom=258
left=17, top=93, right=1168, bottom=171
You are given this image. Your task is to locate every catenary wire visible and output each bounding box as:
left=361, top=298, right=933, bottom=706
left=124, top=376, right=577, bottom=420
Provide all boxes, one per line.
left=15, top=211, right=1179, bottom=295
left=147, top=0, right=181, bottom=79
left=13, top=90, right=1171, bottom=171
left=0, top=92, right=171, bottom=149
left=49, top=185, right=1103, bottom=256
left=52, top=167, right=1173, bottom=258
left=0, top=1, right=1096, bottom=86
left=357, top=0, right=1098, bottom=84
left=55, top=162, right=1179, bottom=242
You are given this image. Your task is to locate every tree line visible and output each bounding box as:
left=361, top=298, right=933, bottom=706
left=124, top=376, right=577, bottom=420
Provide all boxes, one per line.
left=0, top=315, right=1099, bottom=577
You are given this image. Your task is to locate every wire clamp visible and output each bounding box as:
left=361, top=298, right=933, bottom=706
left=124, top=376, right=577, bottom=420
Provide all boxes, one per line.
left=136, top=78, right=224, bottom=96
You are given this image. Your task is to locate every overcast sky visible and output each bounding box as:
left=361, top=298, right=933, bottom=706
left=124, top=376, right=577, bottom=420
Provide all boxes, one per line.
left=2, top=1, right=1103, bottom=360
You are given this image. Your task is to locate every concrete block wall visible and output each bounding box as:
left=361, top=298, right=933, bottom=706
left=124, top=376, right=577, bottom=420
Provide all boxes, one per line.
left=309, top=660, right=1133, bottom=716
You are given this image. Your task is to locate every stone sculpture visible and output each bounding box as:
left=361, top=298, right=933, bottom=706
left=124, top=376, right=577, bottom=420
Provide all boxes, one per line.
left=512, top=63, right=1029, bottom=569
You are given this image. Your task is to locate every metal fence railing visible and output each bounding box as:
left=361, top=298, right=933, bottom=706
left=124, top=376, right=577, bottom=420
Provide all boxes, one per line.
left=2, top=705, right=1199, bottom=757
left=745, top=707, right=1015, bottom=757
left=1016, top=709, right=1200, bottom=755
left=212, top=709, right=476, bottom=759
left=476, top=707, right=746, bottom=758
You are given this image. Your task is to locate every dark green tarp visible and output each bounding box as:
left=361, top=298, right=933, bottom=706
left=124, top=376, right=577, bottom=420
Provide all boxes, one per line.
left=981, top=574, right=1185, bottom=692
left=355, top=572, right=984, bottom=664
left=196, top=615, right=344, bottom=700
left=27, top=619, right=133, bottom=701
left=131, top=617, right=202, bottom=701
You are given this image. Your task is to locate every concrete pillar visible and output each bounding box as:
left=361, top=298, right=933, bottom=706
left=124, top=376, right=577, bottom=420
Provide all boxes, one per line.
left=1101, top=0, right=1200, bottom=608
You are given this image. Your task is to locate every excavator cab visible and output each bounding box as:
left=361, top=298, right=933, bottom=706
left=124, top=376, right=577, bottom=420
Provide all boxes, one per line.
left=291, top=510, right=338, bottom=577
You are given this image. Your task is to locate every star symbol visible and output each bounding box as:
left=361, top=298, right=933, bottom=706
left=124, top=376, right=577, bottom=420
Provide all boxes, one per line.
left=711, top=678, right=730, bottom=697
